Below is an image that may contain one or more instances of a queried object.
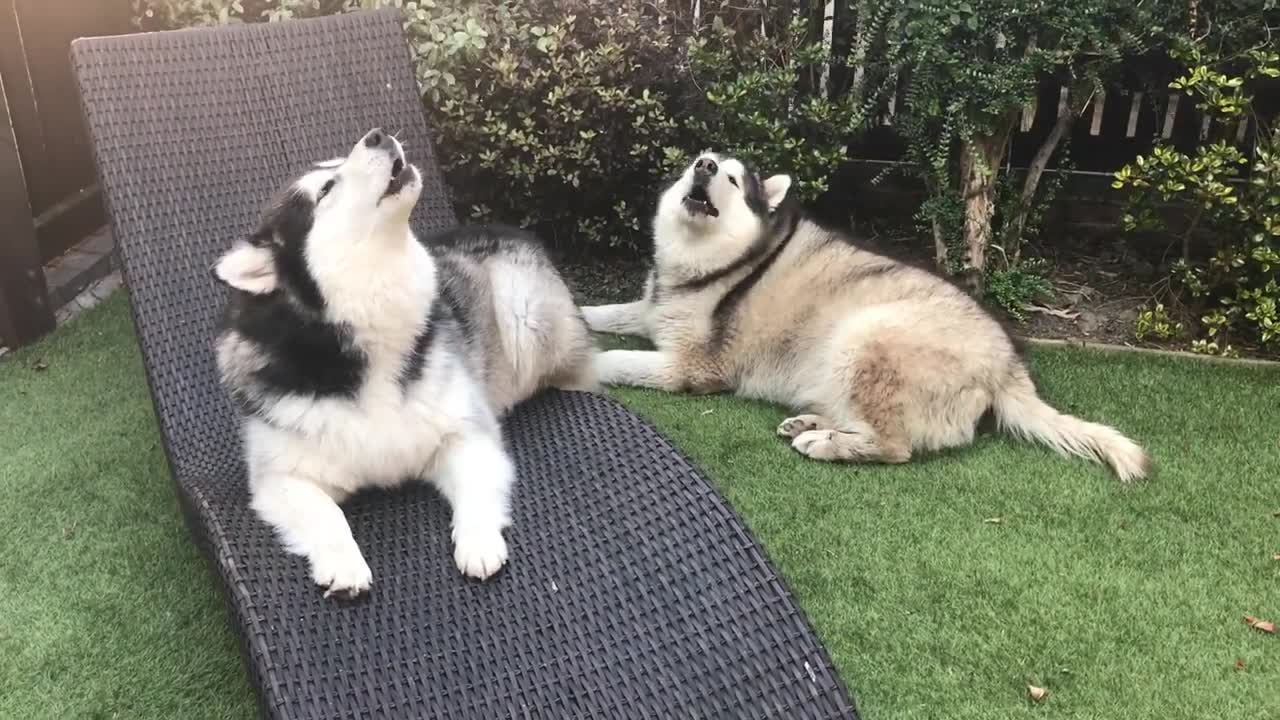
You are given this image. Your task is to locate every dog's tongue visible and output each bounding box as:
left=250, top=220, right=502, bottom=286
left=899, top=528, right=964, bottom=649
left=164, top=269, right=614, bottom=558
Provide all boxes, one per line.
left=384, top=164, right=411, bottom=197
left=682, top=195, right=718, bottom=217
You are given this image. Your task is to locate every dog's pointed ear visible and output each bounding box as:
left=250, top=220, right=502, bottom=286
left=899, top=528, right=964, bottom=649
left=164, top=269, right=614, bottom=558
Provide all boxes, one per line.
left=212, top=240, right=277, bottom=294
left=762, top=174, right=792, bottom=211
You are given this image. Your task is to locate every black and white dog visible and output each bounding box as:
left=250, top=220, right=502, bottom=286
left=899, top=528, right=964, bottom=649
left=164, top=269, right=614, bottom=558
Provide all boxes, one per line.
left=212, top=128, right=596, bottom=598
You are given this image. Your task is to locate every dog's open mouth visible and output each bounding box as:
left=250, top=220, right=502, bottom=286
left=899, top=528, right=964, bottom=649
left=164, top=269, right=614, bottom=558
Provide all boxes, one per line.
left=682, top=184, right=718, bottom=217
left=383, top=158, right=409, bottom=197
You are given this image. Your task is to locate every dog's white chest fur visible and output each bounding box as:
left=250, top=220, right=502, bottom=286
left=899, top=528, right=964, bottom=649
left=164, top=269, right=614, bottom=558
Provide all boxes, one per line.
left=244, top=238, right=477, bottom=494
left=243, top=365, right=471, bottom=492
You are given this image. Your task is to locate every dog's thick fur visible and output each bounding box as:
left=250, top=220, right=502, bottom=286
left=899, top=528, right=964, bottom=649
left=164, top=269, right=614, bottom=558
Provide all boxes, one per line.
left=212, top=129, right=595, bottom=598
left=582, top=152, right=1150, bottom=481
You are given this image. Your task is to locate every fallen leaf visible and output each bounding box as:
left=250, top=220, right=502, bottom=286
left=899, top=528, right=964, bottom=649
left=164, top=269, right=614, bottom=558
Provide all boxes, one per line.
left=1234, top=659, right=1246, bottom=672
left=983, top=517, right=1004, bottom=525
left=1273, top=553, right=1280, bottom=562
left=1027, top=304, right=1081, bottom=320
left=1244, top=615, right=1276, bottom=634
left=700, top=409, right=714, bottom=416
left=31, top=360, right=48, bottom=371
left=1028, top=685, right=1048, bottom=703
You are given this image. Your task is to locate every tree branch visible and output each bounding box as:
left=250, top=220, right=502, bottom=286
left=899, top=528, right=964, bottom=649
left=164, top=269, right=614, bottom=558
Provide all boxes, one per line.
left=1006, top=84, right=1092, bottom=263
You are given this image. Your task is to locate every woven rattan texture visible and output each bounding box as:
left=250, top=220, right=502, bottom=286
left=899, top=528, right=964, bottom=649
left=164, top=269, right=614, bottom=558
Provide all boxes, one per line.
left=71, top=9, right=858, bottom=719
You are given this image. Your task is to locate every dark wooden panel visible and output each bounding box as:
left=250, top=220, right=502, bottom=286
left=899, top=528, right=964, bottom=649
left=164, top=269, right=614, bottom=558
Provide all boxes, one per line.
left=0, top=0, right=129, bottom=262
left=10, top=0, right=131, bottom=212
left=0, top=1, right=44, bottom=198
left=0, top=67, right=55, bottom=348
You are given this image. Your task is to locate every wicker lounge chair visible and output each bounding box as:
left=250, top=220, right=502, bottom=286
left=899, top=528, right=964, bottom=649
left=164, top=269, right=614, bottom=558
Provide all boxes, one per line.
left=69, top=9, right=858, bottom=719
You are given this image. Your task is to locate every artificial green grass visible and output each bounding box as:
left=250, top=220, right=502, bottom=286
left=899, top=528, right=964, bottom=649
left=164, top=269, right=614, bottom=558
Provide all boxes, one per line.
left=2, top=291, right=1277, bottom=719
left=0, top=296, right=255, bottom=719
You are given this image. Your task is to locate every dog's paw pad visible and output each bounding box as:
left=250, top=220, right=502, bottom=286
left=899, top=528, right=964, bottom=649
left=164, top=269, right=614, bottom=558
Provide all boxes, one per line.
left=311, top=544, right=373, bottom=599
left=777, top=415, right=824, bottom=438
left=791, top=430, right=844, bottom=462
left=454, top=529, right=509, bottom=581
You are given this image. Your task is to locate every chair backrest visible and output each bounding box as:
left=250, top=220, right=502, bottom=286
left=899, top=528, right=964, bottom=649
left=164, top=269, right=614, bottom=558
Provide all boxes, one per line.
left=71, top=9, right=456, bottom=483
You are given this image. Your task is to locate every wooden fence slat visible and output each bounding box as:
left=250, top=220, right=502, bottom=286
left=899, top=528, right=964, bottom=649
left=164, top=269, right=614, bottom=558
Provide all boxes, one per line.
left=820, top=0, right=835, bottom=97
left=1090, top=89, right=1106, bottom=135
left=1161, top=93, right=1181, bottom=138
left=850, top=26, right=865, bottom=94
left=1125, top=91, right=1143, bottom=137
left=1018, top=38, right=1039, bottom=131
left=1021, top=95, right=1038, bottom=132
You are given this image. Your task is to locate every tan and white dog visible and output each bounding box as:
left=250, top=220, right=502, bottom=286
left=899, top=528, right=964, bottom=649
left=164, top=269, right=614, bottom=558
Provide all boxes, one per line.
left=581, top=152, right=1150, bottom=481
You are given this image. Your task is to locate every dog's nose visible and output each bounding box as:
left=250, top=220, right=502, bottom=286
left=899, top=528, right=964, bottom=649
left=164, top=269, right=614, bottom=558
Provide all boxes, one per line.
left=362, top=128, right=394, bottom=151
left=694, top=157, right=718, bottom=178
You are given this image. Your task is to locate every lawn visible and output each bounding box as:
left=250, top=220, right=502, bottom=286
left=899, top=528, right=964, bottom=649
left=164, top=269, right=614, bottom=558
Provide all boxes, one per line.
left=1, top=291, right=1277, bottom=719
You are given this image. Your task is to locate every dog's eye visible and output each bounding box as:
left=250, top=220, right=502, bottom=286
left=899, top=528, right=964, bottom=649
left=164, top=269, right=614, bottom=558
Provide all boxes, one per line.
left=728, top=176, right=739, bottom=188
left=318, top=179, right=336, bottom=200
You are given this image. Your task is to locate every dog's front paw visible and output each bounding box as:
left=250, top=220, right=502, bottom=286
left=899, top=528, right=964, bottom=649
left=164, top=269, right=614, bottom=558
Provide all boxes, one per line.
left=579, top=305, right=607, bottom=333
left=311, top=543, right=373, bottom=599
left=453, top=527, right=509, bottom=581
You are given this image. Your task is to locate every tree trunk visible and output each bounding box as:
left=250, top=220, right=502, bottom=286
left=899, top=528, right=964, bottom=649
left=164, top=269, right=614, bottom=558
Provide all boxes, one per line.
left=932, top=216, right=948, bottom=269
left=924, top=176, right=948, bottom=269
left=958, top=114, right=1016, bottom=295
left=1006, top=85, right=1091, bottom=263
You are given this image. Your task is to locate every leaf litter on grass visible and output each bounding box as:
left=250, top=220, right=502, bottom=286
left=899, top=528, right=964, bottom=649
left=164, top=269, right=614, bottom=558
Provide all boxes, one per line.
left=1243, top=615, right=1276, bottom=634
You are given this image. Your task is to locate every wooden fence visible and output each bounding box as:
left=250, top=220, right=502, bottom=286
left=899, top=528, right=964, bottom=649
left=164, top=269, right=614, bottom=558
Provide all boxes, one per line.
left=674, top=0, right=1272, bottom=173
left=0, top=0, right=132, bottom=348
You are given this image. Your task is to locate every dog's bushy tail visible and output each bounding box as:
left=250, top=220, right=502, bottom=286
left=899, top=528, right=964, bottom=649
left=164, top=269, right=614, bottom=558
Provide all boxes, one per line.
left=992, top=366, right=1150, bottom=482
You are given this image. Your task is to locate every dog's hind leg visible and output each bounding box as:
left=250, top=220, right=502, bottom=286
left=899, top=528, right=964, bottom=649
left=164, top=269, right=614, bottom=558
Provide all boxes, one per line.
left=250, top=476, right=372, bottom=599
left=789, top=420, right=912, bottom=464
left=792, top=328, right=913, bottom=464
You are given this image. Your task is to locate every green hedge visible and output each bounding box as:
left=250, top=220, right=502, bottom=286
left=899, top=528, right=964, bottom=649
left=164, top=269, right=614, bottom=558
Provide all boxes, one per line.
left=134, top=0, right=863, bottom=253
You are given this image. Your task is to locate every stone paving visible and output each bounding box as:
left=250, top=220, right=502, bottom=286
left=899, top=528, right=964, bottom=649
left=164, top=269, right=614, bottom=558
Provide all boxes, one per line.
left=46, top=225, right=116, bottom=307
left=54, top=270, right=123, bottom=326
